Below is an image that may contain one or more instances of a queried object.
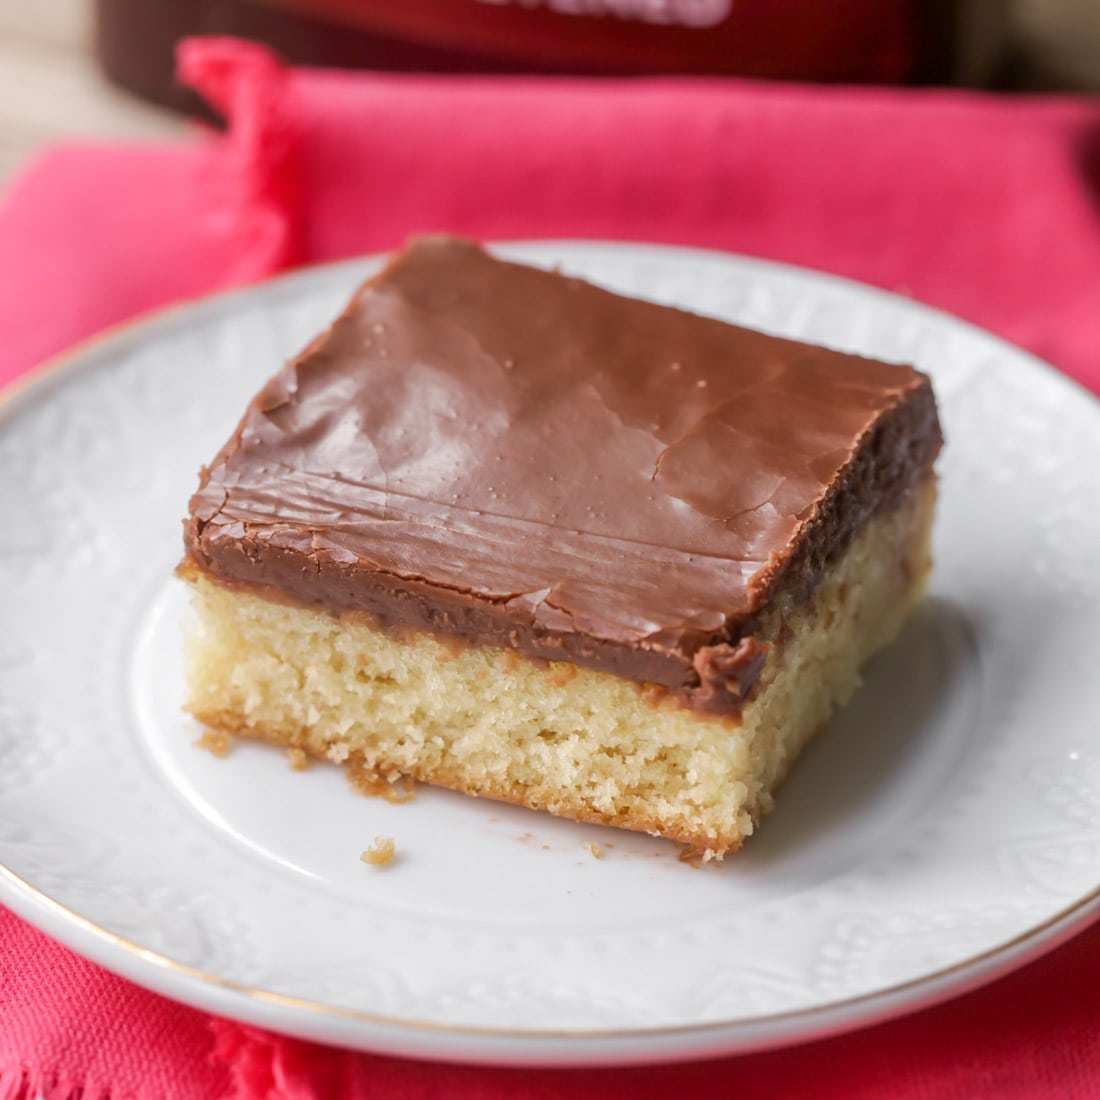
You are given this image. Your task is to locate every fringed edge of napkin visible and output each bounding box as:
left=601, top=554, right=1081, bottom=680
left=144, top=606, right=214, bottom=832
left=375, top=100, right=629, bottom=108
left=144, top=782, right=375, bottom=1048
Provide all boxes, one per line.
left=176, top=37, right=304, bottom=282
left=0, top=1065, right=115, bottom=1100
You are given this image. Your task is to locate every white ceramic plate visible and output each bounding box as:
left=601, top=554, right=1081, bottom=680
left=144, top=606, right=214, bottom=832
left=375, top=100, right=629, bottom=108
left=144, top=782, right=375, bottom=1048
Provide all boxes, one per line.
left=1, top=243, right=1099, bottom=1067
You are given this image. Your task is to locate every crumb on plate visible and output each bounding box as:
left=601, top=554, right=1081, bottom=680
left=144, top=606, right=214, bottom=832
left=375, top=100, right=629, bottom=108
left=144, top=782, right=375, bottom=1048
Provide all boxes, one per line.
left=360, top=837, right=396, bottom=867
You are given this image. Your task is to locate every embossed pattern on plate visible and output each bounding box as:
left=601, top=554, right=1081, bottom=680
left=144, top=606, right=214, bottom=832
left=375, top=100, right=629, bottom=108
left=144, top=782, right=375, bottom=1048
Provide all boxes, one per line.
left=1, top=243, right=1098, bottom=1066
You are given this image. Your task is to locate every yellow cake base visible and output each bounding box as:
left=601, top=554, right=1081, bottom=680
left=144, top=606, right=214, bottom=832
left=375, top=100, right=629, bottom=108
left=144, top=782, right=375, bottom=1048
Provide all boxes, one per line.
left=181, top=480, right=936, bottom=858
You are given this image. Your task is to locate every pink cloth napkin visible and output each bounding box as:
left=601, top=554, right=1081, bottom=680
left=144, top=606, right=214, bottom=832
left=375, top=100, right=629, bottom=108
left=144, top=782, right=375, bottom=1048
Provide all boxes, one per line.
left=1, top=36, right=1099, bottom=1100
left=2, top=38, right=1099, bottom=391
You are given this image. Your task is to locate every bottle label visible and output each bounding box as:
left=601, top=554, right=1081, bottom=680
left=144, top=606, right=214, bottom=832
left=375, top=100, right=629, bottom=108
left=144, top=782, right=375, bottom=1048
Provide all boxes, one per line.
left=472, top=0, right=733, bottom=29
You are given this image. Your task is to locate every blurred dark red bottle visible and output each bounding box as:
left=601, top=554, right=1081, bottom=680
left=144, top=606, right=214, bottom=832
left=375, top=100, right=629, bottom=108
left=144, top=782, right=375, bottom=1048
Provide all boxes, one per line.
left=95, top=0, right=1004, bottom=112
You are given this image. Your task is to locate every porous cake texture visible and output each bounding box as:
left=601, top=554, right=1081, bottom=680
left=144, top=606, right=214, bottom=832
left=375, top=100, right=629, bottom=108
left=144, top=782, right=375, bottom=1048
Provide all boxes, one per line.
left=181, top=237, right=942, bottom=858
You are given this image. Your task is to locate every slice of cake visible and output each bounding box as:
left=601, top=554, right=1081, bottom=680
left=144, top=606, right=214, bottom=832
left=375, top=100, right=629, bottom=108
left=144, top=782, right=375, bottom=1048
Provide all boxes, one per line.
left=180, top=236, right=942, bottom=859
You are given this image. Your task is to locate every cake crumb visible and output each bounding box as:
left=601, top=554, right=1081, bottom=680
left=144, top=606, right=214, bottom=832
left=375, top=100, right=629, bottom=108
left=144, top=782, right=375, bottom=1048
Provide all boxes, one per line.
left=286, top=747, right=310, bottom=771
left=360, top=837, right=396, bottom=867
left=348, top=762, right=416, bottom=804
left=585, top=842, right=604, bottom=860
left=194, top=729, right=231, bottom=758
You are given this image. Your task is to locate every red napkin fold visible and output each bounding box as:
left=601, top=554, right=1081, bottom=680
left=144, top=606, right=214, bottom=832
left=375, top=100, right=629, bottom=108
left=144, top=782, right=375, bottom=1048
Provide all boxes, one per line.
left=1, top=36, right=1099, bottom=1100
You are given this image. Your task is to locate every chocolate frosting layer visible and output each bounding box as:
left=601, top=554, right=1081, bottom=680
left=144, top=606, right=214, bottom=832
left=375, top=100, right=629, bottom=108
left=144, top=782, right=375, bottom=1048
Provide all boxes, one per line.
left=185, top=237, right=942, bottom=712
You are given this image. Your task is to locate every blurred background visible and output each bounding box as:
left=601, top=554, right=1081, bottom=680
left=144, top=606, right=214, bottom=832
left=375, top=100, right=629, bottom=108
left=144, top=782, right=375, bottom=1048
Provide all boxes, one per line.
left=1, top=0, right=1097, bottom=187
